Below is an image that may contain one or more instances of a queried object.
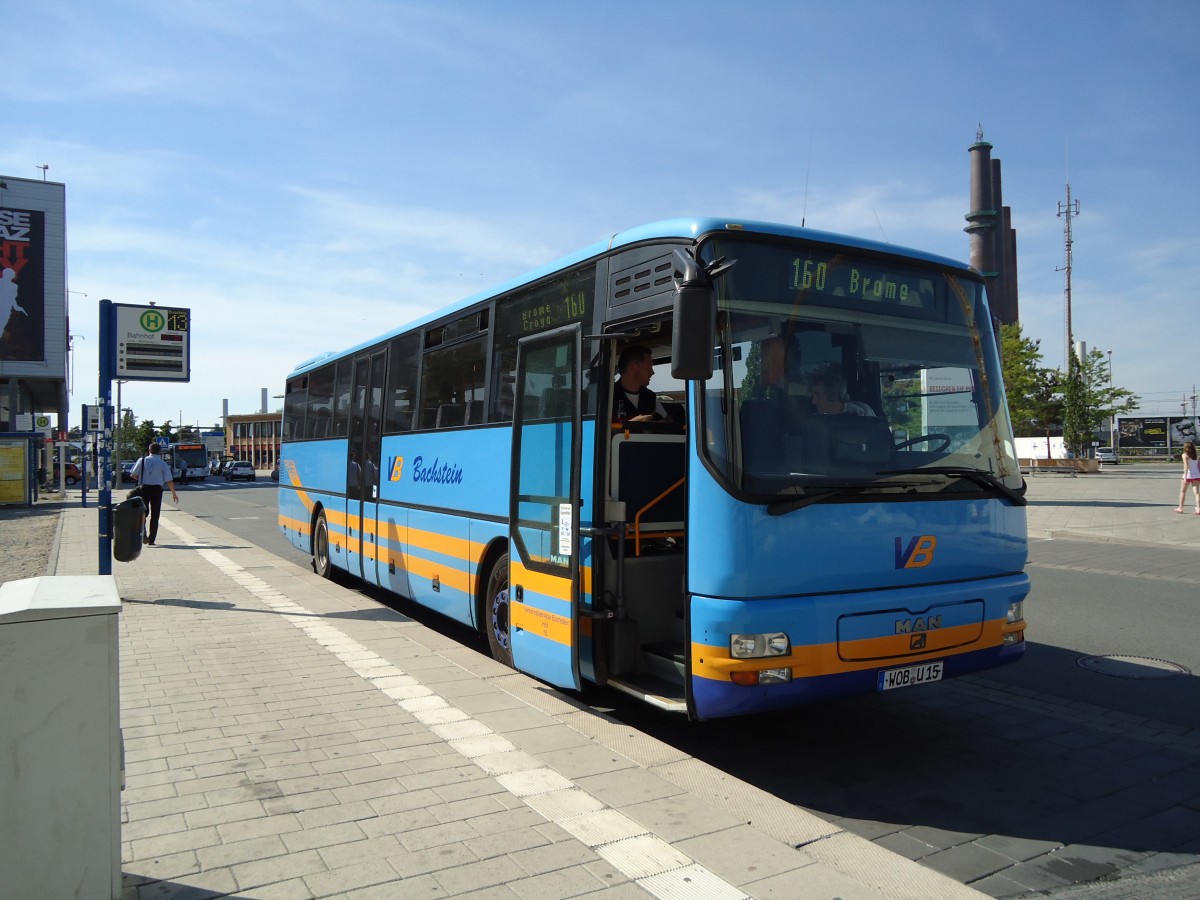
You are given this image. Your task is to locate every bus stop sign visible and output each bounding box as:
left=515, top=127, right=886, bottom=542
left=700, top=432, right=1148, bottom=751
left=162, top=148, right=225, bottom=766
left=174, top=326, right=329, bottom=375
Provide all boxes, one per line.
left=111, top=304, right=191, bottom=382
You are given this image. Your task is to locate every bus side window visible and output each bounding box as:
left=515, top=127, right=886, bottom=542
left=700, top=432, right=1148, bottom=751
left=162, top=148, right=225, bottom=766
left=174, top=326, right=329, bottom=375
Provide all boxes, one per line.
left=332, top=357, right=353, bottom=438
left=306, top=364, right=335, bottom=439
left=385, top=333, right=419, bottom=433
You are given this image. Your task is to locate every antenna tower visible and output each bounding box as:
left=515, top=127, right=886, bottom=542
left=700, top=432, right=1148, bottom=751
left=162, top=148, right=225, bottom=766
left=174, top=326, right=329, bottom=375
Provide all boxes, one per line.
left=1057, top=182, right=1080, bottom=373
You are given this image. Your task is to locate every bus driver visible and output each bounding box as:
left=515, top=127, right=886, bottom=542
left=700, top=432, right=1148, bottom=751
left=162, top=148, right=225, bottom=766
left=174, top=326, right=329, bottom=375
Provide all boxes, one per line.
left=612, top=345, right=669, bottom=423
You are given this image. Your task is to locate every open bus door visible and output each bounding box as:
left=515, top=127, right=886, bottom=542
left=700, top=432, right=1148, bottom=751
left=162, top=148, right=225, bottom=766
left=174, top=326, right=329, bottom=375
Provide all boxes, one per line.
left=346, top=349, right=387, bottom=584
left=507, top=324, right=583, bottom=690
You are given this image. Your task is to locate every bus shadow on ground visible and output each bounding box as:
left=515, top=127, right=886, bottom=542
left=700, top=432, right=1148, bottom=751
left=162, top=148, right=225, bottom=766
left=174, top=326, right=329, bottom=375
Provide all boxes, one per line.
left=607, top=640, right=1200, bottom=886
left=122, top=596, right=411, bottom=623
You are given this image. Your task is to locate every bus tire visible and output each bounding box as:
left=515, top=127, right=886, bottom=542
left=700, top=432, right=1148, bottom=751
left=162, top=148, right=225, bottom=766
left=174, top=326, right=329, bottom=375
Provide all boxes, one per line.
left=313, top=511, right=333, bottom=579
left=485, top=553, right=514, bottom=668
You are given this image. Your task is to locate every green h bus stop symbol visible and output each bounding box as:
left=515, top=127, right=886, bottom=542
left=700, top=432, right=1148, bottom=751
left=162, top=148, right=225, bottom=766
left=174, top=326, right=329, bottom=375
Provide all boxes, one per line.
left=140, top=308, right=166, bottom=332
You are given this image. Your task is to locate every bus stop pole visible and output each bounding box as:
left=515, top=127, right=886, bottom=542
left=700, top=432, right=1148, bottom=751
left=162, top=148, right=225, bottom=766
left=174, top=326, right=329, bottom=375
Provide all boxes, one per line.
left=98, top=299, right=113, bottom=576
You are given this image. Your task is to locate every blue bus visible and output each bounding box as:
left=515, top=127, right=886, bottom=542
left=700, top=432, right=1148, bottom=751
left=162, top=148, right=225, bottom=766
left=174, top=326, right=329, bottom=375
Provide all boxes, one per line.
left=278, top=218, right=1028, bottom=720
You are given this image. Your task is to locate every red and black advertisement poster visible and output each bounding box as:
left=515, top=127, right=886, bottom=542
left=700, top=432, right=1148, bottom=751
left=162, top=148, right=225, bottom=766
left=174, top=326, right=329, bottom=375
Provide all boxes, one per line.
left=0, top=207, right=45, bottom=362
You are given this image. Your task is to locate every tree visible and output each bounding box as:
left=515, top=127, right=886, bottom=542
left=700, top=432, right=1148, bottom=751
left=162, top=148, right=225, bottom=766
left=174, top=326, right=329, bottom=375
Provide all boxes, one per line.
left=1070, top=348, right=1140, bottom=452
left=739, top=342, right=765, bottom=401
left=999, top=323, right=1061, bottom=438
left=115, top=409, right=139, bottom=459
left=133, top=420, right=158, bottom=454
left=1061, top=349, right=1090, bottom=457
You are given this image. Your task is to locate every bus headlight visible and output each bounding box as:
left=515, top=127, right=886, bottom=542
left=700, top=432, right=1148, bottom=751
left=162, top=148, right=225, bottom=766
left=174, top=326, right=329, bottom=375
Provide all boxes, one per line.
left=1006, top=601, right=1024, bottom=624
left=730, top=632, right=790, bottom=659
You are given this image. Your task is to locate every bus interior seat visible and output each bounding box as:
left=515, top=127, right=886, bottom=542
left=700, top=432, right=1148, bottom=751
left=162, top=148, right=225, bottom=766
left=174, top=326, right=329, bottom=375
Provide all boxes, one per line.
left=540, top=387, right=573, bottom=419
left=464, top=400, right=484, bottom=425
left=740, top=399, right=781, bottom=471
left=435, top=404, right=464, bottom=428
left=611, top=434, right=685, bottom=529
left=494, top=376, right=515, bottom=420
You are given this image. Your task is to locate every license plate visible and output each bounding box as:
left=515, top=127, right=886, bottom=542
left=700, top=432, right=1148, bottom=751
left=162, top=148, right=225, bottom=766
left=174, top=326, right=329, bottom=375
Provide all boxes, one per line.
left=877, top=661, right=943, bottom=691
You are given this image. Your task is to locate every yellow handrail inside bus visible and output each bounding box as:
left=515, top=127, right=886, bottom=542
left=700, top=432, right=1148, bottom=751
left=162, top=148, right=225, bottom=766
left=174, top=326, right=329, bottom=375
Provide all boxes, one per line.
left=630, top=477, right=685, bottom=557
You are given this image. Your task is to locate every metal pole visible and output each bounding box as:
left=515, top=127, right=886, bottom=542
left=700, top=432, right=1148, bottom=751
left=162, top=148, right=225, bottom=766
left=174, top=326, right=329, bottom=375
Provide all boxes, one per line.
left=1107, top=350, right=1114, bottom=450
left=98, top=299, right=113, bottom=575
left=114, top=380, right=122, bottom=479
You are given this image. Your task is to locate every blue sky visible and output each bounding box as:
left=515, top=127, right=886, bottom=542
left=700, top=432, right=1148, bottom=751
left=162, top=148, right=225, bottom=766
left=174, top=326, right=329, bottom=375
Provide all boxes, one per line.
left=6, top=0, right=1199, bottom=428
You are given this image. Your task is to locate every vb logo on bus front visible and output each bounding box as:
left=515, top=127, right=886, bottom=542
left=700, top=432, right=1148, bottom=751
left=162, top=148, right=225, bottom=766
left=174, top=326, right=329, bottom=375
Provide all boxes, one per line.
left=894, top=535, right=937, bottom=568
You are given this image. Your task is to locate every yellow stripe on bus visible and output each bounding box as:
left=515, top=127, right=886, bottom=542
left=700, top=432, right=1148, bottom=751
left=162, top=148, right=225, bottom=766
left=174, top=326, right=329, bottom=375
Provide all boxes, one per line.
left=510, top=559, right=575, bottom=604
left=690, top=619, right=1011, bottom=682
left=280, top=473, right=593, bottom=598
left=511, top=602, right=573, bottom=647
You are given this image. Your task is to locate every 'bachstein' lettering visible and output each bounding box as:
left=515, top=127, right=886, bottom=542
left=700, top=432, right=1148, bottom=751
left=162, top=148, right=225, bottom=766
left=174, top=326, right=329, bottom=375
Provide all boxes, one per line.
left=411, top=456, right=464, bottom=485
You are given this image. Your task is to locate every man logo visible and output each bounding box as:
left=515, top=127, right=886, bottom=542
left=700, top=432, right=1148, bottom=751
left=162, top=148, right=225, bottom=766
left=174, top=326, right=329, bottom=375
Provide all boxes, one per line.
left=895, top=535, right=937, bottom=568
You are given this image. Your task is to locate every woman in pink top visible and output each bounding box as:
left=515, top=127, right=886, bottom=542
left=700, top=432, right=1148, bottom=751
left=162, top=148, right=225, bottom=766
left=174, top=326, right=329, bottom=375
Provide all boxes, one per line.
left=1175, top=441, right=1200, bottom=514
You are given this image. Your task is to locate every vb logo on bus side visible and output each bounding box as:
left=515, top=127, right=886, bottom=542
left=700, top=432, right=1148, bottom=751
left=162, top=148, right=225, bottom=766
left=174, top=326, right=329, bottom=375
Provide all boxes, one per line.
left=389, top=456, right=404, bottom=481
left=895, top=535, right=937, bottom=568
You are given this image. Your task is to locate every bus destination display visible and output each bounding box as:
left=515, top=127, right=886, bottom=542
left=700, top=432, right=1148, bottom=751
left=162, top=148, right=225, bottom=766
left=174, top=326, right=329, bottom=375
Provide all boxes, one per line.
left=790, top=254, right=933, bottom=308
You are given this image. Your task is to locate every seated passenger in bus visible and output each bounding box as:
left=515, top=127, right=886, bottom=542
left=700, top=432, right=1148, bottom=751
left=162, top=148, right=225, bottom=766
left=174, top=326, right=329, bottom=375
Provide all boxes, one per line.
left=808, top=370, right=876, bottom=417
left=612, top=345, right=672, bottom=425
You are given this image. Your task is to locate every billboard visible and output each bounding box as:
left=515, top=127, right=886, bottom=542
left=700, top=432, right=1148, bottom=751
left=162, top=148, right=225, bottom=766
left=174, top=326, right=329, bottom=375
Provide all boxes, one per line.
left=0, top=175, right=67, bottom=430
left=0, top=207, right=45, bottom=361
left=1117, top=416, right=1199, bottom=449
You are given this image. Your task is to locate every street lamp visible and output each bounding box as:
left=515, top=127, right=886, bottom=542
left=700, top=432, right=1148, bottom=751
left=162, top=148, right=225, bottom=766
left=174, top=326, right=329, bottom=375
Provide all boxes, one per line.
left=1107, top=350, right=1114, bottom=450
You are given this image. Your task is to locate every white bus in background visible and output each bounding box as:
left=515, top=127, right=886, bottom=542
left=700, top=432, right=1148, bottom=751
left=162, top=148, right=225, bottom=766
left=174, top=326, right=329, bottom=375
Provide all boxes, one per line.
left=165, top=442, right=210, bottom=482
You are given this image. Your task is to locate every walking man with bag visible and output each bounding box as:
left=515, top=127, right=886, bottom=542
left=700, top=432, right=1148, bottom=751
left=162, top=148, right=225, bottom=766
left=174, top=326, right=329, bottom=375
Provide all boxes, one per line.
left=130, top=443, right=179, bottom=545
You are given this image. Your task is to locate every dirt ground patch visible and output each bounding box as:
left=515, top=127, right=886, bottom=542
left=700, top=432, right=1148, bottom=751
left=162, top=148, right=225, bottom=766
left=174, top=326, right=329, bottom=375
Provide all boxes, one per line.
left=0, top=508, right=60, bottom=584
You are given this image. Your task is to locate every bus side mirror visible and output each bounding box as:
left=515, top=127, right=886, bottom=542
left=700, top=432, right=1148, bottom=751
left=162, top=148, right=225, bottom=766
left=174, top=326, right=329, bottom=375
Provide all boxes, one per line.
left=670, top=248, right=735, bottom=381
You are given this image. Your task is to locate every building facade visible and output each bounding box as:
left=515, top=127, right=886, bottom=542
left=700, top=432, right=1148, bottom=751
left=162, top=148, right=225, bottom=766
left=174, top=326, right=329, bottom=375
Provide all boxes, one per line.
left=226, top=412, right=281, bottom=469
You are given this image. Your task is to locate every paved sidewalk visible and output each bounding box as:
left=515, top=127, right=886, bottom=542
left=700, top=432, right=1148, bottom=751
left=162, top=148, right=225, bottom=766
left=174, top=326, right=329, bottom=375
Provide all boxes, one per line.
left=45, top=503, right=981, bottom=900
left=1021, top=462, right=1200, bottom=549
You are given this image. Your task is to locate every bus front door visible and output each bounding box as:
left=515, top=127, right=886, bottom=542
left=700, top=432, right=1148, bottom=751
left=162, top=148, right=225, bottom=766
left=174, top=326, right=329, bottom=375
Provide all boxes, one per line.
left=346, top=349, right=387, bottom=584
left=507, top=325, right=583, bottom=690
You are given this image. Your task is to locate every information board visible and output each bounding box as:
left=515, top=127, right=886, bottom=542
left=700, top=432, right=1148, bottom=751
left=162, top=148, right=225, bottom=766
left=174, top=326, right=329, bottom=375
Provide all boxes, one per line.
left=113, top=304, right=191, bottom=381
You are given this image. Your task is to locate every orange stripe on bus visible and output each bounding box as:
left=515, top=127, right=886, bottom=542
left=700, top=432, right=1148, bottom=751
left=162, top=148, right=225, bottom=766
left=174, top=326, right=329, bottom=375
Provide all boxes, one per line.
left=690, top=619, right=1011, bottom=683
left=511, top=602, right=573, bottom=647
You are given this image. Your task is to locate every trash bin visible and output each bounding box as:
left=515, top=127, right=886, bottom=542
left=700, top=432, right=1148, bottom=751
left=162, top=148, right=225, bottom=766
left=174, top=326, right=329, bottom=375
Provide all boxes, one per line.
left=113, top=496, right=145, bottom=562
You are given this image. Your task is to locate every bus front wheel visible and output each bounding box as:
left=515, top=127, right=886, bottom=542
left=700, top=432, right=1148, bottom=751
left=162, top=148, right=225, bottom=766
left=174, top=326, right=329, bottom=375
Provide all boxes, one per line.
left=313, top=511, right=333, bottom=579
left=485, top=554, right=514, bottom=668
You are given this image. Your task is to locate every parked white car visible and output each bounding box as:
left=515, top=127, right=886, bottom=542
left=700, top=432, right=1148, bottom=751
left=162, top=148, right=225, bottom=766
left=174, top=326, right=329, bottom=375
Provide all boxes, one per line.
left=224, top=461, right=256, bottom=481
left=1096, top=447, right=1118, bottom=464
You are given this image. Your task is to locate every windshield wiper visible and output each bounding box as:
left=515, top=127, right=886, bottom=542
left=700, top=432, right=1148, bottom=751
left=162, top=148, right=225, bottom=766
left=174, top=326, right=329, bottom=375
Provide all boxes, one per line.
left=877, top=467, right=1028, bottom=506
left=767, top=484, right=873, bottom=516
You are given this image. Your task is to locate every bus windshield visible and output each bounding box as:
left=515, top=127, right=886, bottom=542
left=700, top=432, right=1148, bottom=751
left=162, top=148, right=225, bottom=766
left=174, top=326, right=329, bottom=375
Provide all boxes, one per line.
left=700, top=237, right=1021, bottom=499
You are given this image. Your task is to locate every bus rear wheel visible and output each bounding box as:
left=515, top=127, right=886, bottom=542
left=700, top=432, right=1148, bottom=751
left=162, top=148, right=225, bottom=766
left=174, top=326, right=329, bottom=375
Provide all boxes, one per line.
left=485, top=554, right=514, bottom=668
left=313, top=511, right=333, bottom=579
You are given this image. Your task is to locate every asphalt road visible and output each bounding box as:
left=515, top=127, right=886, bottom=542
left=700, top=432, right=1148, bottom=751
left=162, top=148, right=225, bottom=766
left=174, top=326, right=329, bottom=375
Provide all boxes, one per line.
left=177, top=478, right=1200, bottom=898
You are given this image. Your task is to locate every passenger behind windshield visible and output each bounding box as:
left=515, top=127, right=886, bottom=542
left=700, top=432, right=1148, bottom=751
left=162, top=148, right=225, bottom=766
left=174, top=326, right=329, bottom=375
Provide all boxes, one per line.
left=808, top=370, right=876, bottom=417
